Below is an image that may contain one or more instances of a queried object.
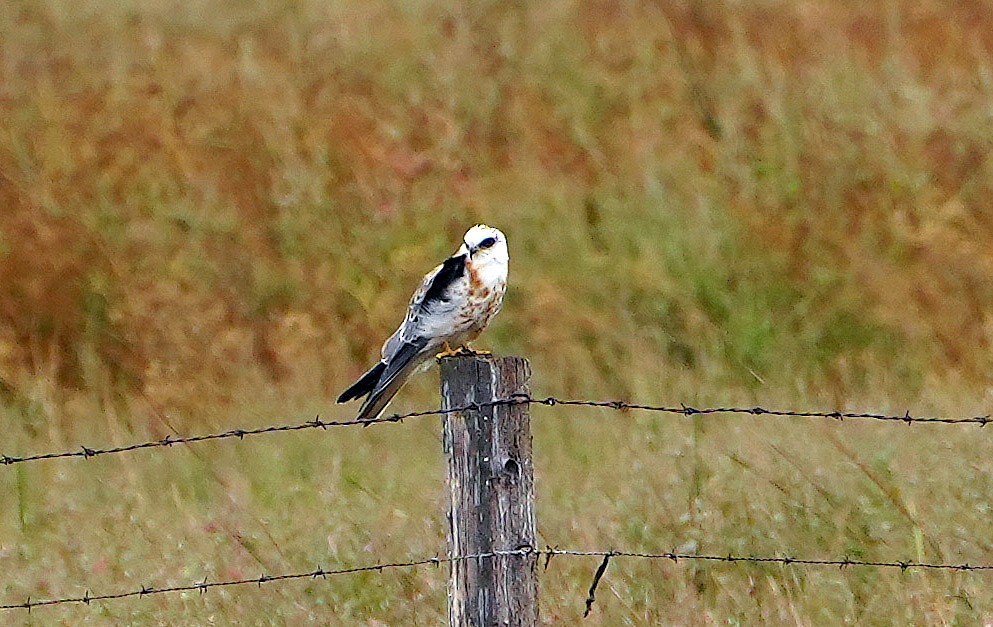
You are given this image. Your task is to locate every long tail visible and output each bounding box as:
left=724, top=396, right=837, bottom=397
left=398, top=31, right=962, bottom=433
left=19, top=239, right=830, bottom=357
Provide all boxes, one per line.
left=353, top=339, right=429, bottom=421
left=337, top=362, right=386, bottom=403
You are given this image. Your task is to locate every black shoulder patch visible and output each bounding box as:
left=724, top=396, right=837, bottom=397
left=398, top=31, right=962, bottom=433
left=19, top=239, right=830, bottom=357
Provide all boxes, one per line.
left=423, top=254, right=466, bottom=304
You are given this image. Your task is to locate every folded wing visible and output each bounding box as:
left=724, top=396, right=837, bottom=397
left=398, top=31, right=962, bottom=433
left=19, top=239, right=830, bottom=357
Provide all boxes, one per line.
left=338, top=253, right=468, bottom=421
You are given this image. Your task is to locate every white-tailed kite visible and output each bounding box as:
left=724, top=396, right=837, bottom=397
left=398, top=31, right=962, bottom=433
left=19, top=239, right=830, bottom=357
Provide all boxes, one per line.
left=337, top=224, right=509, bottom=421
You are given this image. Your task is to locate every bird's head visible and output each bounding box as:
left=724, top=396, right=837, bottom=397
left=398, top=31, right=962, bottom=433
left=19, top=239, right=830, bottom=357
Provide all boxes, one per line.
left=461, top=224, right=508, bottom=268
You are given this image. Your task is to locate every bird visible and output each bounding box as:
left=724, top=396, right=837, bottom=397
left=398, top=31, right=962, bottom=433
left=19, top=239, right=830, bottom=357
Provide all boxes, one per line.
left=337, top=224, right=509, bottom=421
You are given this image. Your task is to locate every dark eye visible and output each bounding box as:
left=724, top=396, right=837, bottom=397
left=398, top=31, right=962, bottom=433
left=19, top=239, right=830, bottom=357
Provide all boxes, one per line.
left=478, top=237, right=496, bottom=249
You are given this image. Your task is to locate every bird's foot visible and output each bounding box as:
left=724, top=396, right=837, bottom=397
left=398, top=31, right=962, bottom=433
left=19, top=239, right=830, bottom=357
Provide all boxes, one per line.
left=452, top=344, right=490, bottom=357
left=435, top=342, right=458, bottom=359
left=436, top=344, right=491, bottom=359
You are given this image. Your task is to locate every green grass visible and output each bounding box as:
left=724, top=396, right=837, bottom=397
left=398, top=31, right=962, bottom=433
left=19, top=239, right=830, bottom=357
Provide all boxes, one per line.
left=4, top=390, right=993, bottom=624
left=2, top=0, right=993, bottom=623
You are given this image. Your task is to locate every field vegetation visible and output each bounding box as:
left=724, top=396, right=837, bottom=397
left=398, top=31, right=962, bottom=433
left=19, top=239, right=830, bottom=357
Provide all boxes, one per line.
left=2, top=0, right=993, bottom=623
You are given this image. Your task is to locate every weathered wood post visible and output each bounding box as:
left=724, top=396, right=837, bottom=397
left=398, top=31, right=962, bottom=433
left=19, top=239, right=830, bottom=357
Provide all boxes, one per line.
left=440, top=355, right=537, bottom=627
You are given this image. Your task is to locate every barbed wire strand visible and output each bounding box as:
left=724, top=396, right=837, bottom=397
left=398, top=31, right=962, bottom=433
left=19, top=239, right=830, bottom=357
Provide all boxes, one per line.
left=527, top=397, right=992, bottom=426
left=0, top=400, right=520, bottom=466
left=3, top=547, right=992, bottom=612
left=2, top=396, right=989, bottom=468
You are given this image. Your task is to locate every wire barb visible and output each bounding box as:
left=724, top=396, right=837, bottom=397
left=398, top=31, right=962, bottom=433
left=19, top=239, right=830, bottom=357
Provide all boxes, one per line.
left=544, top=545, right=557, bottom=571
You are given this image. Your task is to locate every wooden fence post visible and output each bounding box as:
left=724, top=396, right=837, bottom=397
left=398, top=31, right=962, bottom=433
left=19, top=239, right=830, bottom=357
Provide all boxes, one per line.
left=441, top=355, right=537, bottom=627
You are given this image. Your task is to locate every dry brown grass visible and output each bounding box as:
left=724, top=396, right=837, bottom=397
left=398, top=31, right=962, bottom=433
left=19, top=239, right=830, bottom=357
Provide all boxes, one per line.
left=2, top=0, right=993, bottom=623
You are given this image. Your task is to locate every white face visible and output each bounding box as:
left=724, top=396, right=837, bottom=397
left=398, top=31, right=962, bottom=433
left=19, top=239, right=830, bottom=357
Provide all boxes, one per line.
left=461, top=224, right=509, bottom=267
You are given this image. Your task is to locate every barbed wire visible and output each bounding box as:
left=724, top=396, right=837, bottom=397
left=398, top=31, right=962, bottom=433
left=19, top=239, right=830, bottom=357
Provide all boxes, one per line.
left=548, top=547, right=993, bottom=615
left=2, top=395, right=989, bottom=468
left=541, top=546, right=993, bottom=572
left=528, top=397, right=992, bottom=426
left=3, top=546, right=991, bottom=612
left=0, top=399, right=521, bottom=467
left=0, top=551, right=478, bottom=612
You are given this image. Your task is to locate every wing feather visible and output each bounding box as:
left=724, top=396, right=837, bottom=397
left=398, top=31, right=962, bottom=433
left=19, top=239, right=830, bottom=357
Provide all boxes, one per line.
left=382, top=253, right=466, bottom=360
left=349, top=252, right=468, bottom=421
left=421, top=254, right=466, bottom=304
left=356, top=338, right=430, bottom=421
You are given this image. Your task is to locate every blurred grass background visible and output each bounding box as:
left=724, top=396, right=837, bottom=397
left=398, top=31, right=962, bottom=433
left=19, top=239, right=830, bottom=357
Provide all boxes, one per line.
left=2, top=0, right=993, bottom=623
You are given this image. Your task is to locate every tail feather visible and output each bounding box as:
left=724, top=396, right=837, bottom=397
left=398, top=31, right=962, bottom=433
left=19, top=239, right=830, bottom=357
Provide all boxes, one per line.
left=355, top=339, right=429, bottom=421
left=337, top=362, right=386, bottom=403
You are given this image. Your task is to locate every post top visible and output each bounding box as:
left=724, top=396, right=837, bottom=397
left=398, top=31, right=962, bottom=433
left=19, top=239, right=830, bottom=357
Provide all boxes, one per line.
left=436, top=351, right=502, bottom=362
left=436, top=353, right=529, bottom=369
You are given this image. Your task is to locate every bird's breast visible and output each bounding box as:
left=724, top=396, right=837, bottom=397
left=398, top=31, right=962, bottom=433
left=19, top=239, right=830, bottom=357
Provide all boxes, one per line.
left=462, top=261, right=506, bottom=327
left=467, top=257, right=507, bottom=291
left=468, top=264, right=505, bottom=304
